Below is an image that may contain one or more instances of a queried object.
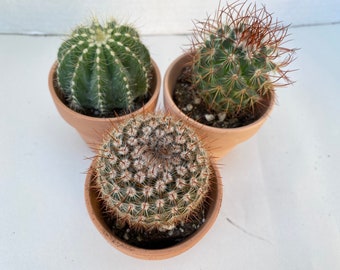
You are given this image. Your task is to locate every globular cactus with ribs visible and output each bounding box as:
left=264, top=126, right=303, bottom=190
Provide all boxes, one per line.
left=56, top=18, right=151, bottom=116
left=93, top=113, right=212, bottom=231
left=191, top=1, right=296, bottom=117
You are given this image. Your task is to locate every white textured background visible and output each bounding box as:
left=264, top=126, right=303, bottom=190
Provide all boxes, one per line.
left=1, top=0, right=340, bottom=35
left=1, top=1, right=340, bottom=269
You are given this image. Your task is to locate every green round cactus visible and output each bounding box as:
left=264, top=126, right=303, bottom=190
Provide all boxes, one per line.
left=191, top=1, right=295, bottom=117
left=93, top=113, right=211, bottom=231
left=56, top=18, right=151, bottom=116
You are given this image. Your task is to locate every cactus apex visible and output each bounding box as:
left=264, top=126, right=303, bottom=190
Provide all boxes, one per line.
left=56, top=18, right=152, bottom=117
left=93, top=112, right=212, bottom=231
left=190, top=0, right=296, bottom=117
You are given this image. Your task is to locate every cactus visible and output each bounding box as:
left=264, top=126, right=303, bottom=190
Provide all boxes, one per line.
left=56, top=18, right=151, bottom=116
left=191, top=1, right=296, bottom=117
left=93, top=113, right=211, bottom=232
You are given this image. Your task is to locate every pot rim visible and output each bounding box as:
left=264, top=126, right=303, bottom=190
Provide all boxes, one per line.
left=48, top=58, right=161, bottom=124
left=84, top=159, right=223, bottom=260
left=163, top=52, right=276, bottom=134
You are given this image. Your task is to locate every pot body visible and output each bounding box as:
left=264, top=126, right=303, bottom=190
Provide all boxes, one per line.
left=163, top=53, right=275, bottom=159
left=48, top=60, right=161, bottom=149
left=84, top=160, right=222, bottom=260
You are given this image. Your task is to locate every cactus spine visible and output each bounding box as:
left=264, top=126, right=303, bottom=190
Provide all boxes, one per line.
left=57, top=19, right=151, bottom=116
left=191, top=1, right=295, bottom=117
left=94, top=113, right=211, bottom=231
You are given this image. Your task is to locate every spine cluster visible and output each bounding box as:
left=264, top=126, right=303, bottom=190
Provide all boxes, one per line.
left=57, top=19, right=151, bottom=116
left=191, top=1, right=296, bottom=116
left=94, top=113, right=211, bottom=231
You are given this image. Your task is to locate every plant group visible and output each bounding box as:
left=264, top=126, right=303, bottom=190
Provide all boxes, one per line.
left=56, top=18, right=152, bottom=117
left=93, top=113, right=212, bottom=232
left=190, top=1, right=296, bottom=117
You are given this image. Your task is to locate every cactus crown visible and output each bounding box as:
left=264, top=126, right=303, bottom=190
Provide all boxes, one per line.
left=93, top=113, right=211, bottom=232
left=191, top=1, right=296, bottom=117
left=57, top=18, right=151, bottom=117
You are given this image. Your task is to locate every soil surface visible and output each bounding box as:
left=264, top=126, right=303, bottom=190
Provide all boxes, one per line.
left=80, top=92, right=151, bottom=118
left=173, top=67, right=259, bottom=128
left=102, top=202, right=207, bottom=249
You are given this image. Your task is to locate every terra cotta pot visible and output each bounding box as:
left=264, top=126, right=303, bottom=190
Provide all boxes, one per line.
left=163, top=53, right=275, bottom=159
left=84, top=160, right=223, bottom=260
left=48, top=60, right=161, bottom=150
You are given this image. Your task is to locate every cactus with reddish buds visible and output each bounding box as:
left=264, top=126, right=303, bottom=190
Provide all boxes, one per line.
left=93, top=113, right=212, bottom=231
left=191, top=1, right=296, bottom=117
left=56, top=18, right=151, bottom=116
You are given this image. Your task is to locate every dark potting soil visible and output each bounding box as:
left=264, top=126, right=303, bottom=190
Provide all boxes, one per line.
left=53, top=72, right=152, bottom=118
left=101, top=202, right=207, bottom=249
left=80, top=92, right=151, bottom=118
left=173, top=67, right=258, bottom=128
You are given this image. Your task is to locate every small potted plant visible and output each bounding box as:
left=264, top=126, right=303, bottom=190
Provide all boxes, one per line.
left=48, top=18, right=161, bottom=148
left=164, top=1, right=296, bottom=159
left=85, top=112, right=222, bottom=260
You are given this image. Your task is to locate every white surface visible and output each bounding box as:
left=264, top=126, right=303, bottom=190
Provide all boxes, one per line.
left=0, top=24, right=340, bottom=269
left=0, top=0, right=340, bottom=35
